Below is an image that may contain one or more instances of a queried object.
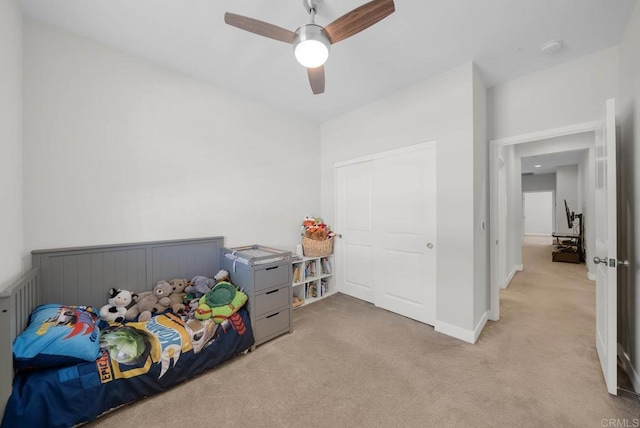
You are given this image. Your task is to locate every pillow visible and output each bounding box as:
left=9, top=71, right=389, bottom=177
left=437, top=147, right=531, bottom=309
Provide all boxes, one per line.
left=13, top=304, right=101, bottom=370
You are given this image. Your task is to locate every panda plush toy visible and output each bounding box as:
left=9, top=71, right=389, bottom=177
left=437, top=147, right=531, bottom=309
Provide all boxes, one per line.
left=99, top=288, right=133, bottom=323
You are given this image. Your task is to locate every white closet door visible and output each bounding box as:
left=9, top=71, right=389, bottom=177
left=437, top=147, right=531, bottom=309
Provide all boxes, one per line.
left=372, top=144, right=436, bottom=324
left=336, top=161, right=375, bottom=303
left=336, top=143, right=437, bottom=325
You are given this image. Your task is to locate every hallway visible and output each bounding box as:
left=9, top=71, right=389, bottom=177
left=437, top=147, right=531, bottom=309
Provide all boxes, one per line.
left=490, top=235, right=639, bottom=422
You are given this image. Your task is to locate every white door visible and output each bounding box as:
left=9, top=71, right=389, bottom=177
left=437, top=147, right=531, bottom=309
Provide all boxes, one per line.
left=335, top=161, right=375, bottom=303
left=523, top=191, right=553, bottom=236
left=373, top=144, right=437, bottom=324
left=594, top=98, right=617, bottom=395
left=335, top=143, right=437, bottom=325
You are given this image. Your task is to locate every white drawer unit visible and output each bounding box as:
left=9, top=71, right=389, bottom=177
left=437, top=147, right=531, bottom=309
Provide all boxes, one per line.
left=221, top=245, right=292, bottom=349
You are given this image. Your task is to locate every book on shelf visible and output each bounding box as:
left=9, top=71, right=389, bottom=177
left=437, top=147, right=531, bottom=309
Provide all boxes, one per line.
left=305, top=282, right=317, bottom=298
left=304, top=261, right=316, bottom=279
left=292, top=267, right=302, bottom=283
left=321, top=258, right=332, bottom=275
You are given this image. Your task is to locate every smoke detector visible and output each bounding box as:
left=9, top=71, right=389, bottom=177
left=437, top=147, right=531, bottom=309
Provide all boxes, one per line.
left=540, top=39, right=563, bottom=55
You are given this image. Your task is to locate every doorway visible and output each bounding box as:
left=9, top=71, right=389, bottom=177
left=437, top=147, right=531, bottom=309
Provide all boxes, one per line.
left=490, top=101, right=619, bottom=395
left=490, top=123, right=599, bottom=319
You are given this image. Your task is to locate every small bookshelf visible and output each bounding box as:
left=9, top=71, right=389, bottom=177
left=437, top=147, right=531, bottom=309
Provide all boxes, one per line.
left=291, top=254, right=334, bottom=309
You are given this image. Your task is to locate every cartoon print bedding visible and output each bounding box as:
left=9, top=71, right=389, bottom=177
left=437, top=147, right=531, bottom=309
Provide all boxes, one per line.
left=1, top=307, right=253, bottom=428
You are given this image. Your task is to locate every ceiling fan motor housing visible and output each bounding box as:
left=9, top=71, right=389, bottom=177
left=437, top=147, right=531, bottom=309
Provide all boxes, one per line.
left=294, top=24, right=331, bottom=68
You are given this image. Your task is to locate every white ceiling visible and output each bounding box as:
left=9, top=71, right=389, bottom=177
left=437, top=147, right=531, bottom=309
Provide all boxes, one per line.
left=19, top=0, right=637, bottom=123
left=521, top=149, right=586, bottom=175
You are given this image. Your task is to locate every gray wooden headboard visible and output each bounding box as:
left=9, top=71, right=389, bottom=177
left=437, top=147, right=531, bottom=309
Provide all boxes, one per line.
left=31, top=236, right=225, bottom=309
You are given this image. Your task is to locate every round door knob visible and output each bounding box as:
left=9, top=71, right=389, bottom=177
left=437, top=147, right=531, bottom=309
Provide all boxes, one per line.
left=427, top=243, right=434, bottom=249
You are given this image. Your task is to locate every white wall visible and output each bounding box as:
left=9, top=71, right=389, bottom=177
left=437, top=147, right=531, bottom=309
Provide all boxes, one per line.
left=0, top=0, right=23, bottom=291
left=617, top=0, right=640, bottom=391
left=555, top=165, right=580, bottom=235
left=490, top=47, right=619, bottom=140
left=523, top=192, right=553, bottom=235
left=321, top=62, right=483, bottom=338
left=473, top=66, right=489, bottom=328
left=577, top=149, right=595, bottom=274
left=23, top=20, right=320, bottom=254
left=522, top=173, right=556, bottom=192
left=504, top=145, right=522, bottom=274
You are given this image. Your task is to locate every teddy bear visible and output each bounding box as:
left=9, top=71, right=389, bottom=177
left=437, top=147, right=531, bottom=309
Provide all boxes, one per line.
left=99, top=288, right=133, bottom=323
left=167, top=278, right=189, bottom=314
left=125, top=280, right=174, bottom=322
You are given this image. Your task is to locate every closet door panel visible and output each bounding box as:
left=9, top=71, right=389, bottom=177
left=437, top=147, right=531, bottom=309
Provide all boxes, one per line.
left=335, top=142, right=437, bottom=324
left=336, top=162, right=375, bottom=303
left=372, top=143, right=437, bottom=325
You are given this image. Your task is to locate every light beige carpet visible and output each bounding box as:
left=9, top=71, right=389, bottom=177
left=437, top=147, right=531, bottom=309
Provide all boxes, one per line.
left=87, top=236, right=640, bottom=427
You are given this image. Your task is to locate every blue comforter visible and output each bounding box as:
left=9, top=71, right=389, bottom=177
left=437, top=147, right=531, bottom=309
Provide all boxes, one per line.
left=2, top=308, right=254, bottom=428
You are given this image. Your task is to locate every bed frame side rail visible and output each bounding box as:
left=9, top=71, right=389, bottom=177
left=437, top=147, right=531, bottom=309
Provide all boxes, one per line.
left=0, top=267, right=41, bottom=421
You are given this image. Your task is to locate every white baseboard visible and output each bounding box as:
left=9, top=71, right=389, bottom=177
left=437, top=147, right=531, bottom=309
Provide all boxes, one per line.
left=435, top=321, right=474, bottom=344
left=618, top=344, right=640, bottom=393
left=435, top=314, right=488, bottom=345
left=502, top=264, right=523, bottom=289
left=473, top=311, right=489, bottom=343
left=524, top=233, right=552, bottom=237
left=587, top=272, right=596, bottom=281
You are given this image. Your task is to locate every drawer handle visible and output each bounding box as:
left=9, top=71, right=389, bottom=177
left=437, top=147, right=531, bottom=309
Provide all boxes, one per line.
left=266, top=289, right=279, bottom=295
left=266, top=266, right=279, bottom=271
left=266, top=312, right=280, bottom=319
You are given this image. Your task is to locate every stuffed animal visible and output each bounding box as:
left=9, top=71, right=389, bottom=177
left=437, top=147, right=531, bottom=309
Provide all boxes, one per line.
left=303, top=215, right=315, bottom=228
left=302, top=215, right=336, bottom=241
left=195, top=282, right=248, bottom=323
left=125, top=280, right=174, bottom=322
left=306, top=228, right=327, bottom=241
left=168, top=278, right=188, bottom=313
left=214, top=270, right=230, bottom=284
left=194, top=302, right=213, bottom=320
left=185, top=276, right=216, bottom=299
left=99, top=288, right=133, bottom=323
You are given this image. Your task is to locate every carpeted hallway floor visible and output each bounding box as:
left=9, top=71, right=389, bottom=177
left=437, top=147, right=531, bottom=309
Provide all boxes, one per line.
left=88, top=236, right=640, bottom=427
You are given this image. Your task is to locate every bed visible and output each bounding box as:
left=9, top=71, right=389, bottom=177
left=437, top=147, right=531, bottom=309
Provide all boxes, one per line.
left=0, top=237, right=254, bottom=428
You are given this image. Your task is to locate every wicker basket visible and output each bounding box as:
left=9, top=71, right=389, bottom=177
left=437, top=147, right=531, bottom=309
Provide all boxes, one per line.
left=302, top=237, right=333, bottom=257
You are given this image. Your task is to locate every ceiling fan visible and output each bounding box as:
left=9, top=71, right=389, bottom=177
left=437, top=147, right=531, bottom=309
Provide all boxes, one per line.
left=224, top=0, right=395, bottom=95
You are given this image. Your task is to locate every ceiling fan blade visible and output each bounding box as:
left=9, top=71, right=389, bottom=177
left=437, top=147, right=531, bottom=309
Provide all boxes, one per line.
left=323, top=0, right=395, bottom=44
left=224, top=12, right=296, bottom=44
left=307, top=66, right=325, bottom=95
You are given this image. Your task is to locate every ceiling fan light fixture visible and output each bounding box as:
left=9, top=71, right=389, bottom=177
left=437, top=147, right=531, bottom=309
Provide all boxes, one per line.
left=294, top=24, right=330, bottom=68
